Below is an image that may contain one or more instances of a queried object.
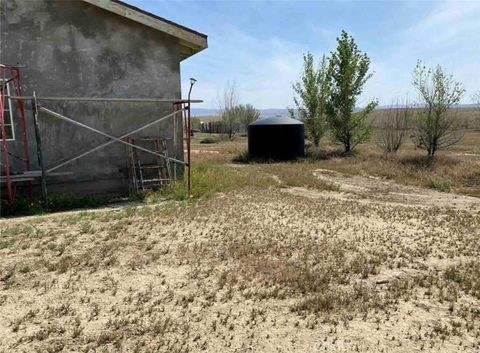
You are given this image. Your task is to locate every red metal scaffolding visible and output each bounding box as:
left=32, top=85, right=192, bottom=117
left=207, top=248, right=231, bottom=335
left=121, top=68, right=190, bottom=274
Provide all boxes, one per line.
left=0, top=64, right=31, bottom=204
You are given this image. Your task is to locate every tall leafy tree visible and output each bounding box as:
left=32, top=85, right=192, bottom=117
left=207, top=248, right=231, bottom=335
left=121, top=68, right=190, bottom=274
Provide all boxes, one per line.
left=326, top=31, right=378, bottom=153
left=411, top=61, right=465, bottom=156
left=290, top=53, right=329, bottom=146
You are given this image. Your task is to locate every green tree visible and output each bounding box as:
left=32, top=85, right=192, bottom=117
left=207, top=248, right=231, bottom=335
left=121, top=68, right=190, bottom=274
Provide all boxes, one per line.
left=290, top=54, right=329, bottom=146
left=326, top=30, right=378, bottom=153
left=411, top=61, right=465, bottom=157
left=238, top=104, right=260, bottom=133
left=190, top=117, right=202, bottom=131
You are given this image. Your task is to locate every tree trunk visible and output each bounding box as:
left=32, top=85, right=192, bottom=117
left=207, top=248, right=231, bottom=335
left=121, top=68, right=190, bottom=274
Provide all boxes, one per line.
left=344, top=135, right=351, bottom=153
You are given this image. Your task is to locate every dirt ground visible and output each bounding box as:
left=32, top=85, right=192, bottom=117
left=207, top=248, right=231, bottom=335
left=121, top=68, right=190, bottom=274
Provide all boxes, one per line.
left=1, top=135, right=480, bottom=353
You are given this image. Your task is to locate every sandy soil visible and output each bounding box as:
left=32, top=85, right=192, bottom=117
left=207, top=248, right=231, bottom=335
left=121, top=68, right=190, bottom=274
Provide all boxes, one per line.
left=291, top=168, right=480, bottom=211
left=1, top=170, right=479, bottom=352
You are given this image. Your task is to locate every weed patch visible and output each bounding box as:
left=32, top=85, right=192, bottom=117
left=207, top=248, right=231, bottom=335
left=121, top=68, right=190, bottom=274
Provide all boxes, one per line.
left=1, top=193, right=118, bottom=217
left=425, top=178, right=452, bottom=192
left=200, top=136, right=219, bottom=144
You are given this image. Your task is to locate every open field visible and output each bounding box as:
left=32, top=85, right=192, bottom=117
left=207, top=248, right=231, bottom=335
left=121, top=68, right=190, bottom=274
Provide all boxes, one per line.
left=193, top=108, right=480, bottom=129
left=1, top=131, right=480, bottom=352
left=368, top=108, right=480, bottom=130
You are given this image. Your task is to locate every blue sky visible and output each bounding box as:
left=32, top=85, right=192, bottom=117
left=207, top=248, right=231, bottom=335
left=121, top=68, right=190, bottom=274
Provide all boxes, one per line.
left=125, top=0, right=480, bottom=109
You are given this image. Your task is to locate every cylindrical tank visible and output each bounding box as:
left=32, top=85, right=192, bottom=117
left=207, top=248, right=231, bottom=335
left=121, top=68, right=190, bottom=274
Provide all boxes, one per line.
left=248, top=116, right=304, bottom=160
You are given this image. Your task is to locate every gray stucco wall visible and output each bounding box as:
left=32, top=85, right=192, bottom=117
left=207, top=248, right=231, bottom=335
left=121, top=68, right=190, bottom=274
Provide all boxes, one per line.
left=1, top=0, right=184, bottom=196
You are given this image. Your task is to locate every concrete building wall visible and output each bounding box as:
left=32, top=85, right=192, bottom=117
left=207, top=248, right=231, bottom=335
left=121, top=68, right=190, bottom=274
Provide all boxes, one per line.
left=1, top=0, right=185, bottom=196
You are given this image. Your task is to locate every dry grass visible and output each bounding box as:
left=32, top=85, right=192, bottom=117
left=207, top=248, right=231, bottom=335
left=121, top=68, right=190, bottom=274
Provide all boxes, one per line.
left=1, top=186, right=479, bottom=352
left=189, top=130, right=480, bottom=197
left=0, top=128, right=479, bottom=352
left=369, top=108, right=480, bottom=130
left=309, top=148, right=480, bottom=197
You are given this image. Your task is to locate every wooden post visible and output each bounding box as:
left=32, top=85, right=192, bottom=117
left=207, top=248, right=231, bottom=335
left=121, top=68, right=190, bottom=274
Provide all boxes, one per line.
left=32, top=92, right=48, bottom=208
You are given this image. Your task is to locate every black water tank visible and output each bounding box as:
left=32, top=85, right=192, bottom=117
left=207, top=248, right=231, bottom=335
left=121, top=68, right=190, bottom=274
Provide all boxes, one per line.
left=248, top=117, right=304, bottom=160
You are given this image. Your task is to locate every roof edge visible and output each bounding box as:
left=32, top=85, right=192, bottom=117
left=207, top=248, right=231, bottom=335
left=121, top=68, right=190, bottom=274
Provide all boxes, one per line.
left=250, top=117, right=304, bottom=126
left=82, top=0, right=208, bottom=59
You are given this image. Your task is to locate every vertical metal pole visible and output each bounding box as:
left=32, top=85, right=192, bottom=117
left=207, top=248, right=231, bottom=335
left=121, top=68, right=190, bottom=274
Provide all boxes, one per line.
left=187, top=102, right=191, bottom=194
left=187, top=79, right=196, bottom=195
left=32, top=92, right=48, bottom=207
left=0, top=66, right=13, bottom=204
left=172, top=103, right=177, bottom=180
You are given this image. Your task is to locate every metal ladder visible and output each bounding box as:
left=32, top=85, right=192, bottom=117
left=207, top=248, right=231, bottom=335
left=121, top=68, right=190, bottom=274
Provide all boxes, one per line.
left=126, top=137, right=172, bottom=193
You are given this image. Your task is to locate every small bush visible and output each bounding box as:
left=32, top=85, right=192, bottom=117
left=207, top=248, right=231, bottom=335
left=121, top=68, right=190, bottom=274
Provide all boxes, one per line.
left=376, top=107, right=410, bottom=154
left=0, top=198, right=44, bottom=217
left=400, top=155, right=436, bottom=170
left=444, top=266, right=462, bottom=283
left=232, top=150, right=252, bottom=164
left=200, top=137, right=219, bottom=144
left=425, top=177, right=452, bottom=192
left=444, top=262, right=480, bottom=299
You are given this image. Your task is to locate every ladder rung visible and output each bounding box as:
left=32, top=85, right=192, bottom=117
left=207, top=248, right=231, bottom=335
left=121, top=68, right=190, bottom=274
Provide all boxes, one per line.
left=142, top=178, right=171, bottom=183
left=127, top=136, right=172, bottom=193
left=140, top=164, right=163, bottom=169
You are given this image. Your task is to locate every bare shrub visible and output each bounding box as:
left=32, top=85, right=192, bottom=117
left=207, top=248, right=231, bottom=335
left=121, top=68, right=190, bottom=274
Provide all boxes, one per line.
left=411, top=61, right=465, bottom=156
left=376, top=106, right=411, bottom=154
left=218, top=83, right=260, bottom=137
left=473, top=91, right=480, bottom=109
left=218, top=82, right=240, bottom=139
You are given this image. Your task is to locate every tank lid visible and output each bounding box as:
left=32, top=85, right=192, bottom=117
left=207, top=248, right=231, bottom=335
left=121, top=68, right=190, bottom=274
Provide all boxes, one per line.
left=249, top=116, right=303, bottom=126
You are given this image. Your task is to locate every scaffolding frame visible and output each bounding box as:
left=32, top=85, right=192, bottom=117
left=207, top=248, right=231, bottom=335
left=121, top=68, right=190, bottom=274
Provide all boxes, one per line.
left=1, top=84, right=198, bottom=206
left=0, top=64, right=31, bottom=204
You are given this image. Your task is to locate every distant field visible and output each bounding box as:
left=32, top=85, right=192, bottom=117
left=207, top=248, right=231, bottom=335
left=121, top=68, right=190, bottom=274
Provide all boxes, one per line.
left=369, top=108, right=480, bottom=130
left=193, top=108, right=480, bottom=129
